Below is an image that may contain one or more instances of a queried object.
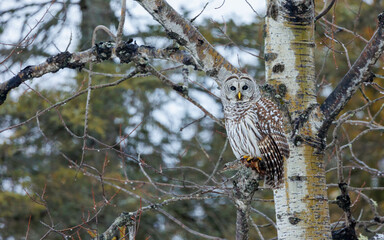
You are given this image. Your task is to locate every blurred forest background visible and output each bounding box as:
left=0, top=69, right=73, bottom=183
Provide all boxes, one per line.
left=1, top=0, right=384, bottom=239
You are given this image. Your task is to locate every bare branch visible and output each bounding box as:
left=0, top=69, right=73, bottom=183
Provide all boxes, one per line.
left=250, top=207, right=276, bottom=229
left=0, top=70, right=139, bottom=134
left=249, top=216, right=265, bottom=240
left=140, top=62, right=224, bottom=126
left=320, top=18, right=368, bottom=43
left=231, top=168, right=258, bottom=240
left=135, top=0, right=240, bottom=84
left=0, top=1, right=54, bottom=65
left=318, top=12, right=384, bottom=139
left=116, top=0, right=127, bottom=45
left=190, top=2, right=209, bottom=23
left=0, top=42, right=200, bottom=105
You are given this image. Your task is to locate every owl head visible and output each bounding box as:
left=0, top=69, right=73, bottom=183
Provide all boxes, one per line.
left=220, top=74, right=261, bottom=104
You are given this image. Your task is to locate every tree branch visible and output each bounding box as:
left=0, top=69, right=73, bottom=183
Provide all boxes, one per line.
left=317, top=12, right=384, bottom=140
left=138, top=62, right=224, bottom=127
left=232, top=167, right=258, bottom=240
left=331, top=182, right=357, bottom=240
left=0, top=41, right=200, bottom=106
left=116, top=0, right=127, bottom=46
left=135, top=0, right=240, bottom=84
left=0, top=50, right=89, bottom=105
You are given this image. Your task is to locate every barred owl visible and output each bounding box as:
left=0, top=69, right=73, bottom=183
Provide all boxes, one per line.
left=221, top=74, right=290, bottom=188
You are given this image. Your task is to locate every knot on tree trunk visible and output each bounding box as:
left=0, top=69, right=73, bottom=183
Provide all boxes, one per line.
left=377, top=11, right=384, bottom=27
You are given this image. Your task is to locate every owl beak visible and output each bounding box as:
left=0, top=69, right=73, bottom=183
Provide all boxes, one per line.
left=237, top=92, right=242, bottom=100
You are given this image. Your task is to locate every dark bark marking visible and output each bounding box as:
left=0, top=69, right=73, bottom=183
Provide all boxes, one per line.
left=288, top=216, right=302, bottom=225
left=197, top=38, right=204, bottom=46
left=331, top=224, right=357, bottom=240
left=153, top=4, right=163, bottom=13
left=278, top=84, right=287, bottom=97
left=281, top=0, right=313, bottom=24
left=261, top=83, right=277, bottom=98
left=166, top=31, right=188, bottom=46
left=283, top=0, right=308, bottom=16
left=116, top=41, right=139, bottom=63
left=374, top=216, right=384, bottom=224
left=172, top=85, right=188, bottom=95
left=288, top=175, right=307, bottom=181
left=95, top=41, right=114, bottom=61
left=206, top=68, right=218, bottom=77
left=336, top=194, right=351, bottom=212
left=268, top=3, right=279, bottom=21
left=292, top=103, right=319, bottom=134
left=272, top=63, right=285, bottom=73
left=264, top=52, right=278, bottom=62
left=47, top=51, right=84, bottom=70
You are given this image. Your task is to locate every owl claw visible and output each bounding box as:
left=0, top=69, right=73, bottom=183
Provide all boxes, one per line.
left=241, top=156, right=264, bottom=173
left=242, top=156, right=261, bottom=162
left=242, top=155, right=252, bottom=162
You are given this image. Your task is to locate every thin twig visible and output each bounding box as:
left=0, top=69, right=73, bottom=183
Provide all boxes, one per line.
left=249, top=216, right=265, bottom=240
left=190, top=2, right=209, bottom=23
left=143, top=63, right=224, bottom=127
left=250, top=207, right=277, bottom=229
left=116, top=0, right=126, bottom=45
left=244, top=0, right=261, bottom=17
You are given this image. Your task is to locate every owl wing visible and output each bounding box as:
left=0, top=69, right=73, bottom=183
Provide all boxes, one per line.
left=253, top=98, right=290, bottom=187
left=255, top=98, right=290, bottom=159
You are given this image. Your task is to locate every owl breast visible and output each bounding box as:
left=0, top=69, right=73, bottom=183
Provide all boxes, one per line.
left=225, top=108, right=262, bottom=160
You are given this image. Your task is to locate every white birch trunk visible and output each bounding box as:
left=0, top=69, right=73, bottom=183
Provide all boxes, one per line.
left=264, top=0, right=332, bottom=239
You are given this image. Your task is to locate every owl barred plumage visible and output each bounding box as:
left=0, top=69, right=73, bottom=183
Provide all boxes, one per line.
left=221, top=74, right=290, bottom=188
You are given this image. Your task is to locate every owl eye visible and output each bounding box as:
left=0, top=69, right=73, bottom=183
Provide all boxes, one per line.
left=230, top=86, right=236, bottom=91
left=242, top=85, right=248, bottom=90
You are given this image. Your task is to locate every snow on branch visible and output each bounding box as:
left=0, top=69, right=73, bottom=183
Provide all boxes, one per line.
left=318, top=12, right=384, bottom=139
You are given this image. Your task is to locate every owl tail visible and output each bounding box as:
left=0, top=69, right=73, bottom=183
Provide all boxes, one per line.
left=262, top=157, right=284, bottom=188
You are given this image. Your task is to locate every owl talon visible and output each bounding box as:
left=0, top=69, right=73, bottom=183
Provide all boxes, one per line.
left=241, top=156, right=262, bottom=162
left=242, top=155, right=253, bottom=162
left=241, top=156, right=264, bottom=173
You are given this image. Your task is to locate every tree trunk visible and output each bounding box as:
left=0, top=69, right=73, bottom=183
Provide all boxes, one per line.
left=264, top=0, right=331, bottom=239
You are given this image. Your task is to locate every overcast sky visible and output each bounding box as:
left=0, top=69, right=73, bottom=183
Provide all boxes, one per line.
left=127, top=0, right=266, bottom=27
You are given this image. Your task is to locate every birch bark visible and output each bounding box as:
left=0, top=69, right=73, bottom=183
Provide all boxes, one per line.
left=264, top=0, right=331, bottom=239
